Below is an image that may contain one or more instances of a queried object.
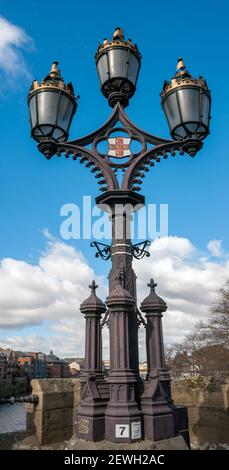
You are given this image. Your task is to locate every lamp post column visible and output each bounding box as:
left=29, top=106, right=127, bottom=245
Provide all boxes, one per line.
left=75, top=281, right=109, bottom=441
left=140, top=279, right=176, bottom=441
left=97, top=191, right=144, bottom=443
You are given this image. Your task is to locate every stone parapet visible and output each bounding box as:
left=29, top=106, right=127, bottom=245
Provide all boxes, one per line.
left=172, top=378, right=229, bottom=446
left=26, top=378, right=80, bottom=445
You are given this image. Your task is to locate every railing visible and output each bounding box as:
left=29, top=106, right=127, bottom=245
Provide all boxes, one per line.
left=0, top=394, right=39, bottom=405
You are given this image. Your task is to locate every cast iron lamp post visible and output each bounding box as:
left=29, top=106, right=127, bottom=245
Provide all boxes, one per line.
left=28, top=27, right=211, bottom=444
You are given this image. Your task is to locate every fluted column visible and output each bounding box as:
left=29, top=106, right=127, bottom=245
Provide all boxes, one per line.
left=140, top=279, right=176, bottom=441
left=95, top=190, right=145, bottom=443
left=105, top=272, right=142, bottom=443
left=75, top=281, right=109, bottom=441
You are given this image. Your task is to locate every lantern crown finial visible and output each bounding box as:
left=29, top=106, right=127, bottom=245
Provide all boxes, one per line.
left=176, top=57, right=186, bottom=74
left=49, top=61, right=61, bottom=79
left=113, top=27, right=124, bottom=41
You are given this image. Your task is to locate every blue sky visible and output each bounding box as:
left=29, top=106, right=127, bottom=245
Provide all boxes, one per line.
left=0, top=0, right=229, bottom=356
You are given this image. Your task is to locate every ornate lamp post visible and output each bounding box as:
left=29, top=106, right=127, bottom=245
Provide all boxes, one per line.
left=28, top=27, right=211, bottom=444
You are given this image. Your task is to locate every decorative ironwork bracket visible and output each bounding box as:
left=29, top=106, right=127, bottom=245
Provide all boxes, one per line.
left=132, top=240, right=151, bottom=259
left=100, top=308, right=110, bottom=329
left=137, top=308, right=146, bottom=328
left=91, top=240, right=151, bottom=261
left=38, top=103, right=203, bottom=194
left=90, top=241, right=111, bottom=260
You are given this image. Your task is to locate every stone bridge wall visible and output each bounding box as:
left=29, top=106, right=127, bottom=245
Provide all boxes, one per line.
left=24, top=377, right=229, bottom=446
left=172, top=378, right=229, bottom=446
left=26, top=378, right=80, bottom=445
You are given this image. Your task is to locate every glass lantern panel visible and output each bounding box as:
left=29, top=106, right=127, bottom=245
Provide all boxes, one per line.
left=40, top=125, right=53, bottom=136
left=57, top=94, right=74, bottom=131
left=108, top=48, right=129, bottom=79
left=33, top=128, right=42, bottom=136
left=97, top=53, right=109, bottom=86
left=198, top=124, right=206, bottom=133
left=174, top=125, right=187, bottom=139
left=127, top=53, right=140, bottom=85
left=53, top=128, right=64, bottom=141
left=185, top=123, right=199, bottom=133
left=177, top=88, right=200, bottom=123
left=201, top=93, right=210, bottom=126
left=37, top=90, right=59, bottom=126
left=164, top=92, right=181, bottom=130
left=29, top=96, right=37, bottom=128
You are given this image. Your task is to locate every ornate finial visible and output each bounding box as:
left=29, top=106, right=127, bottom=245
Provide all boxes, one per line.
left=141, top=278, right=167, bottom=313
left=49, top=61, right=61, bottom=79
left=147, top=278, right=157, bottom=293
left=89, top=280, right=98, bottom=295
left=113, top=27, right=124, bottom=41
left=176, top=57, right=186, bottom=74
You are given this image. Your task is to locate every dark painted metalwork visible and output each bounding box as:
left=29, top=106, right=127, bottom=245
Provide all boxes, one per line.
left=28, top=27, right=211, bottom=444
left=76, top=280, right=109, bottom=441
left=131, top=240, right=151, bottom=260
left=91, top=240, right=150, bottom=261
left=90, top=241, right=111, bottom=260
left=0, top=395, right=39, bottom=405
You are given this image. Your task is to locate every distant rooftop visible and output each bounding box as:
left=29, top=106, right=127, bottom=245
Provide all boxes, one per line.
left=64, top=357, right=85, bottom=364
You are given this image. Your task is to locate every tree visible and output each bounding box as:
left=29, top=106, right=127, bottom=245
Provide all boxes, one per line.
left=166, top=281, right=229, bottom=375
left=198, top=280, right=229, bottom=347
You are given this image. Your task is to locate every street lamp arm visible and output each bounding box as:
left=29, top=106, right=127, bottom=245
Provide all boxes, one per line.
left=122, top=138, right=203, bottom=191
left=39, top=141, right=119, bottom=192
left=67, top=103, right=120, bottom=147
left=118, top=104, right=171, bottom=146
left=67, top=103, right=171, bottom=149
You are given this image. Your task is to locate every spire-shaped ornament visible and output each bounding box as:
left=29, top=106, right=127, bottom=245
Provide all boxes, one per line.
left=141, top=278, right=167, bottom=313
left=161, top=58, right=211, bottom=151
left=95, top=27, right=142, bottom=107
left=80, top=280, right=106, bottom=314
left=28, top=61, right=78, bottom=146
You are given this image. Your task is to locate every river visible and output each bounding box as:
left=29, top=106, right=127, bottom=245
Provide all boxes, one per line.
left=0, top=403, right=26, bottom=434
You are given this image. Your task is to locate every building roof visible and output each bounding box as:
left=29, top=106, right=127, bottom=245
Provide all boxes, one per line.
left=46, top=351, right=67, bottom=364
left=64, top=357, right=85, bottom=364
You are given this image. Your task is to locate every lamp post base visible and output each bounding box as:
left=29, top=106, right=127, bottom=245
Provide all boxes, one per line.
left=104, top=372, right=142, bottom=443
left=75, top=376, right=109, bottom=441
left=75, top=404, right=107, bottom=442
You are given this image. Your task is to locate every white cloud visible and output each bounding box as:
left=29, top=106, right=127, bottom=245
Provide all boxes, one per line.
left=134, top=237, right=229, bottom=345
left=0, top=235, right=106, bottom=356
left=0, top=16, right=33, bottom=83
left=0, top=235, right=229, bottom=358
left=207, top=239, right=223, bottom=257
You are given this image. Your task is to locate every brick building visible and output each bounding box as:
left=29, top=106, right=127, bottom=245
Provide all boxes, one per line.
left=17, top=355, right=35, bottom=378
left=27, top=352, right=47, bottom=378
left=46, top=351, right=70, bottom=378
left=0, top=348, right=20, bottom=378
left=0, top=352, right=7, bottom=379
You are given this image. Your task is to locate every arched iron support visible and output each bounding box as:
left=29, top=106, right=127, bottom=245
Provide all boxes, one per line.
left=122, top=138, right=202, bottom=191
left=38, top=103, right=203, bottom=193
left=54, top=143, right=119, bottom=192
